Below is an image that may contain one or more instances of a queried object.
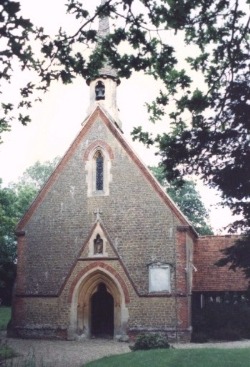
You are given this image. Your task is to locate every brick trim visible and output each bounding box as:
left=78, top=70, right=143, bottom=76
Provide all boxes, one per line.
left=83, top=139, right=114, bottom=160
left=177, top=225, right=191, bottom=232
left=15, top=230, right=25, bottom=237
left=98, top=107, right=197, bottom=238
left=140, top=293, right=189, bottom=298
left=15, top=294, right=58, bottom=298
left=78, top=257, right=119, bottom=261
left=68, top=261, right=130, bottom=304
left=56, top=218, right=141, bottom=299
left=176, top=228, right=187, bottom=294
left=17, top=106, right=196, bottom=237
left=17, top=108, right=102, bottom=229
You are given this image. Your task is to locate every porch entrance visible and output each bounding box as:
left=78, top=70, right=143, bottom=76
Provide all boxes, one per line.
left=91, top=283, right=114, bottom=338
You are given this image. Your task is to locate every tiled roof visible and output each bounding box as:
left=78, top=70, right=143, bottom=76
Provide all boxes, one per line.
left=193, top=235, right=249, bottom=292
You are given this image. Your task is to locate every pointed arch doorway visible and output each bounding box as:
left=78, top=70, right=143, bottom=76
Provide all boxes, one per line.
left=69, top=266, right=129, bottom=340
left=91, top=283, right=114, bottom=338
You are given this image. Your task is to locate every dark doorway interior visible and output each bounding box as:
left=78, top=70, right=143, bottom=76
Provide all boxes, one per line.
left=91, top=283, right=114, bottom=338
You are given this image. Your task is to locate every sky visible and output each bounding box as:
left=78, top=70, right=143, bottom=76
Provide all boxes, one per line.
left=0, top=0, right=235, bottom=233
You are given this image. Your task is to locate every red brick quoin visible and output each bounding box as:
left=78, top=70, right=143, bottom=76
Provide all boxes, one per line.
left=68, top=261, right=130, bottom=304
left=83, top=140, right=114, bottom=160
left=176, top=228, right=188, bottom=294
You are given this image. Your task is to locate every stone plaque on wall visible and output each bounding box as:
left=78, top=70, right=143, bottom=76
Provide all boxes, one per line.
left=149, top=263, right=170, bottom=292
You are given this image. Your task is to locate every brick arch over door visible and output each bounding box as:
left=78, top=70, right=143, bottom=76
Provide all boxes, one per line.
left=83, top=140, right=114, bottom=161
left=68, top=263, right=130, bottom=339
left=68, top=262, right=130, bottom=304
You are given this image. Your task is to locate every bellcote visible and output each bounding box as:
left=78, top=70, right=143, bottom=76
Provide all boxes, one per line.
left=86, top=0, right=122, bottom=130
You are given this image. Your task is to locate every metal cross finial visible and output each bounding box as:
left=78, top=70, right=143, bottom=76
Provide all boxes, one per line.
left=94, top=208, right=103, bottom=221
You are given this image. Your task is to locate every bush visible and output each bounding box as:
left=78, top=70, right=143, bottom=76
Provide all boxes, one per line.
left=132, top=333, right=170, bottom=351
left=0, top=340, right=16, bottom=363
left=0, top=307, right=11, bottom=330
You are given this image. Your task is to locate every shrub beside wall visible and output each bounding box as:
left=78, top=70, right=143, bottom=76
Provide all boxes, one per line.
left=131, top=333, right=170, bottom=350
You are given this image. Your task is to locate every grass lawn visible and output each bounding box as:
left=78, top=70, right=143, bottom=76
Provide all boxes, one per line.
left=0, top=344, right=16, bottom=362
left=0, top=306, right=11, bottom=330
left=84, top=348, right=250, bottom=367
left=0, top=307, right=16, bottom=363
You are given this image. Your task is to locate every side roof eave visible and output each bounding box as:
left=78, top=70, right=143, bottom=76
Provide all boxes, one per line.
left=17, top=105, right=197, bottom=238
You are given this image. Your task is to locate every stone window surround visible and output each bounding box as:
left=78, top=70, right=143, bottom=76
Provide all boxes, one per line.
left=94, top=150, right=104, bottom=191
left=84, top=140, right=113, bottom=197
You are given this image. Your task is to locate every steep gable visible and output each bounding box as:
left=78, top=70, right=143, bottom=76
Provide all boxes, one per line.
left=17, top=106, right=195, bottom=233
left=16, top=106, right=196, bottom=297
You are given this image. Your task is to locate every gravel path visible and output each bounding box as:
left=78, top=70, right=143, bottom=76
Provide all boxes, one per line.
left=2, top=336, right=130, bottom=367
left=2, top=332, right=250, bottom=367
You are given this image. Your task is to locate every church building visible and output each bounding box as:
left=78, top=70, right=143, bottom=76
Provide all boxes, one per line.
left=8, top=1, right=248, bottom=342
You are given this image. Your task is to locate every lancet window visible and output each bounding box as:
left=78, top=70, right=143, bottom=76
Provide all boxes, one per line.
left=95, top=150, right=104, bottom=191
left=84, top=141, right=113, bottom=197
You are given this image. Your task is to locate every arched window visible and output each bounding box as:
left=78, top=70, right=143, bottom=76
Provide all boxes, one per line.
left=95, top=81, right=105, bottom=100
left=84, top=141, right=114, bottom=197
left=95, top=150, right=104, bottom=191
